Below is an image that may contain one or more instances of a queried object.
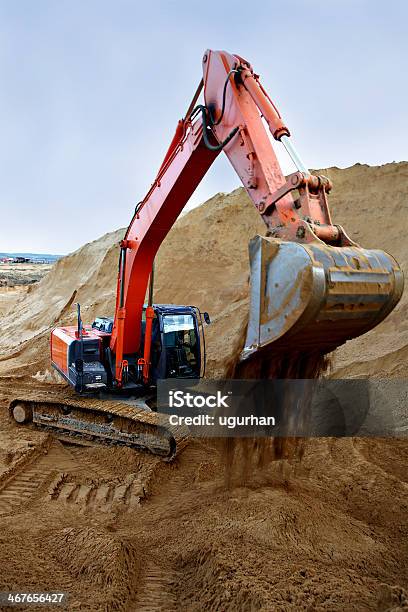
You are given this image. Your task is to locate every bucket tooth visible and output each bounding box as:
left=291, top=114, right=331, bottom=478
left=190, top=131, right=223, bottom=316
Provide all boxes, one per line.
left=241, top=235, right=404, bottom=361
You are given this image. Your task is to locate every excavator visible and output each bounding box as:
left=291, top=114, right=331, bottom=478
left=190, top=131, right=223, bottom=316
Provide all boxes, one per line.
left=9, top=49, right=403, bottom=458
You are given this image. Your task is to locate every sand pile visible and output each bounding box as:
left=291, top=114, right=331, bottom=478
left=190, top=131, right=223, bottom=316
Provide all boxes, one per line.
left=314, top=162, right=408, bottom=377
left=50, top=527, right=140, bottom=610
left=0, top=189, right=265, bottom=380
left=0, top=432, right=406, bottom=610
left=0, top=229, right=123, bottom=378
left=1, top=161, right=407, bottom=382
left=0, top=161, right=407, bottom=610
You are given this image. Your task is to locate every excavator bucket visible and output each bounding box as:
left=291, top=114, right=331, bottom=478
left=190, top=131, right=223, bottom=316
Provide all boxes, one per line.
left=241, top=235, right=404, bottom=361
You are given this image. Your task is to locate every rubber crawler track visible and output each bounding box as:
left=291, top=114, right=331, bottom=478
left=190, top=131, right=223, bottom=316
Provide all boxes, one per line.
left=9, top=389, right=189, bottom=461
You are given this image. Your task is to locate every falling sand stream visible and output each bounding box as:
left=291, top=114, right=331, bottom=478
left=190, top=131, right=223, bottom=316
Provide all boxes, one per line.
left=222, top=343, right=332, bottom=486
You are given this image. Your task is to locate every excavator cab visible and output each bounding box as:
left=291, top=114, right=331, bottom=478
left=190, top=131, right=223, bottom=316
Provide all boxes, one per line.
left=145, top=305, right=205, bottom=382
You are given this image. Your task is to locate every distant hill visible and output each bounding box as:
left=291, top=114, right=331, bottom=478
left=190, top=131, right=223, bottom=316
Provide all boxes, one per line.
left=0, top=252, right=61, bottom=263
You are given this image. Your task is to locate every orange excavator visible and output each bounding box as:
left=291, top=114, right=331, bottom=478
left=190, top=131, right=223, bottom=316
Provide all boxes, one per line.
left=9, top=49, right=403, bottom=458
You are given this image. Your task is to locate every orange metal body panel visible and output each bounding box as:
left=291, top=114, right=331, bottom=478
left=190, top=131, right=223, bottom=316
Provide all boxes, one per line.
left=142, top=305, right=155, bottom=384
left=51, top=331, right=70, bottom=375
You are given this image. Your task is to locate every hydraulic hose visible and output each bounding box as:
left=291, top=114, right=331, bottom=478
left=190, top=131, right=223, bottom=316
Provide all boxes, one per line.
left=190, top=68, right=240, bottom=152
left=197, top=105, right=239, bottom=151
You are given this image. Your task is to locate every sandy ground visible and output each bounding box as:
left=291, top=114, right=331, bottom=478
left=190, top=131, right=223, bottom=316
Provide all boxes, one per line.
left=0, top=263, right=52, bottom=287
left=0, top=387, right=407, bottom=610
left=0, top=286, right=28, bottom=317
left=0, top=263, right=52, bottom=316
left=0, top=162, right=407, bottom=610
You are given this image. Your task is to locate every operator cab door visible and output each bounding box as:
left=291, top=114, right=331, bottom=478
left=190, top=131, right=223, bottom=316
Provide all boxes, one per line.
left=153, top=311, right=201, bottom=380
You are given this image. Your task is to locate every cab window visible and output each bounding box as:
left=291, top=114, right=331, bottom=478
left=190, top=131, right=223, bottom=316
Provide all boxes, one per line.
left=162, top=314, right=199, bottom=377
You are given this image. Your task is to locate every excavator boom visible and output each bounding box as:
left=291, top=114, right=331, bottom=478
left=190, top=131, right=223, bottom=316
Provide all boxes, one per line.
left=110, top=49, right=403, bottom=382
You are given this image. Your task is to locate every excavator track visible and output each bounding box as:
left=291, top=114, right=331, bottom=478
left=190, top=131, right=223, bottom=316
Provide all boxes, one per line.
left=8, top=389, right=189, bottom=461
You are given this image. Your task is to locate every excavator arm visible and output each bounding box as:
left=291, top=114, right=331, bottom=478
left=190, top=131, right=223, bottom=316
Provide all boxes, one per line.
left=110, top=49, right=403, bottom=384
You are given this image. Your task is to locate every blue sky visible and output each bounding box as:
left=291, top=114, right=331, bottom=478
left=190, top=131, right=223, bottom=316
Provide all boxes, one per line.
left=0, top=0, right=406, bottom=254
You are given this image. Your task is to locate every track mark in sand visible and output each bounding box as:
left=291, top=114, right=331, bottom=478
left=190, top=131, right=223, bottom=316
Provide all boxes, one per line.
left=62, top=445, right=116, bottom=480
left=133, top=563, right=178, bottom=611
left=49, top=476, right=146, bottom=512
left=0, top=437, right=158, bottom=515
left=0, top=441, right=81, bottom=515
left=0, top=463, right=51, bottom=515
